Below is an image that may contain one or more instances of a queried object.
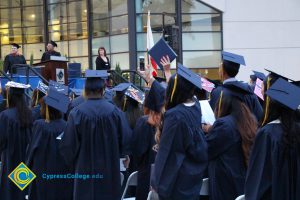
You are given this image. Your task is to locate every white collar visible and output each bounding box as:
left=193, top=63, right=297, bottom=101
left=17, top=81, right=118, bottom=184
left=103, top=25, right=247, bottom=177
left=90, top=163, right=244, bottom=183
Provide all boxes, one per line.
left=267, top=119, right=281, bottom=124
left=223, top=77, right=237, bottom=84
left=183, top=102, right=195, bottom=107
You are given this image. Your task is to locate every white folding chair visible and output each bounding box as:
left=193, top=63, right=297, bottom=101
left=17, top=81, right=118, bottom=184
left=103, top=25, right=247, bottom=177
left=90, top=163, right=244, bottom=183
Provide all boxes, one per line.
left=199, top=178, right=209, bottom=196
left=235, top=194, right=245, bottom=200
left=120, top=172, right=124, bottom=186
left=121, top=171, right=138, bottom=200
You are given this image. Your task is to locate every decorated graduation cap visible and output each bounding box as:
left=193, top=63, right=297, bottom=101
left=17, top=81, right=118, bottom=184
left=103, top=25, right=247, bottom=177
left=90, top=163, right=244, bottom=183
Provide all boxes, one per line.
left=85, top=70, right=108, bottom=79
left=266, top=78, right=300, bottom=111
left=49, top=80, right=68, bottom=95
left=124, top=85, right=145, bottom=104
left=148, top=37, right=177, bottom=70
left=111, top=82, right=132, bottom=92
left=34, top=81, right=49, bottom=106
left=144, top=80, right=166, bottom=112
left=5, top=81, right=30, bottom=107
left=44, top=87, right=70, bottom=122
left=222, top=51, right=246, bottom=66
left=201, top=77, right=215, bottom=93
left=251, top=70, right=266, bottom=81
left=49, top=40, right=58, bottom=47
left=170, top=63, right=202, bottom=102
left=11, top=43, right=21, bottom=49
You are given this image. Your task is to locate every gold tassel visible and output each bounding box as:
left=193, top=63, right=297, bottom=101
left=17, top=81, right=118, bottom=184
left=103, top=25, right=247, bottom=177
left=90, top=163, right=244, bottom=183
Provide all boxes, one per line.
left=170, top=74, right=178, bottom=103
left=218, top=91, right=223, bottom=118
left=45, top=105, right=50, bottom=123
left=6, top=87, right=9, bottom=108
left=35, top=90, right=39, bottom=106
left=123, top=96, right=127, bottom=111
left=262, top=77, right=271, bottom=126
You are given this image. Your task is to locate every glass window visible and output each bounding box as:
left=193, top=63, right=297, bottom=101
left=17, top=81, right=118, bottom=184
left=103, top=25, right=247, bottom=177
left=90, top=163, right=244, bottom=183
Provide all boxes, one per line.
left=0, top=28, right=23, bottom=44
left=111, top=0, right=127, bottom=16
left=48, top=3, right=67, bottom=25
left=111, top=53, right=129, bottom=70
left=182, top=14, right=221, bottom=32
left=0, top=8, right=22, bottom=28
left=182, top=51, right=221, bottom=68
left=1, top=45, right=13, bottom=60
left=0, top=29, right=10, bottom=45
left=111, top=15, right=128, bottom=34
left=181, top=0, right=218, bottom=13
left=24, top=27, right=44, bottom=43
left=92, top=37, right=110, bottom=55
left=69, top=57, right=89, bottom=71
left=23, top=0, right=43, bottom=6
left=0, top=0, right=20, bottom=8
left=23, top=6, right=44, bottom=27
left=110, top=34, right=129, bottom=53
left=136, top=14, right=175, bottom=33
left=135, top=0, right=175, bottom=13
left=69, top=39, right=88, bottom=57
left=55, top=41, right=69, bottom=58
left=23, top=43, right=45, bottom=62
left=182, top=32, right=221, bottom=50
left=68, top=1, right=87, bottom=23
left=49, top=24, right=68, bottom=41
left=93, top=19, right=109, bottom=37
left=92, top=0, right=108, bottom=19
left=69, top=22, right=88, bottom=40
left=136, top=33, right=162, bottom=51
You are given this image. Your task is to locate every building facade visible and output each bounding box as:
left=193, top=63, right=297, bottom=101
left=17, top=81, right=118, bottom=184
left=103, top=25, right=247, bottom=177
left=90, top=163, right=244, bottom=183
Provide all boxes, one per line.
left=0, top=0, right=222, bottom=79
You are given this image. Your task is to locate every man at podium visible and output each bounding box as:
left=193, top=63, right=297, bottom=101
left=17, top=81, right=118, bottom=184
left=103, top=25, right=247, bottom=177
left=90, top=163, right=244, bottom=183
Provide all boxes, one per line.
left=41, top=40, right=61, bottom=62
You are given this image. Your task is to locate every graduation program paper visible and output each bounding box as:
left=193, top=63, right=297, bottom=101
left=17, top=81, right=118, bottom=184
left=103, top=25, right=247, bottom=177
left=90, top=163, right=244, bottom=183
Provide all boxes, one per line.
left=200, top=100, right=216, bottom=125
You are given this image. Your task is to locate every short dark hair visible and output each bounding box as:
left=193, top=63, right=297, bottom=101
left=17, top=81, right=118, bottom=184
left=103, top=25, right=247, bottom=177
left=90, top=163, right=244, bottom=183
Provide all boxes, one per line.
left=84, top=78, right=105, bottom=97
left=223, top=60, right=240, bottom=77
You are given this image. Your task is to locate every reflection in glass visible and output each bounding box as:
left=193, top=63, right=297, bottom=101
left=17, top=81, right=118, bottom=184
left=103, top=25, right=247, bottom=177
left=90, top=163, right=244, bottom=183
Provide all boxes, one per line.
left=48, top=3, right=67, bottom=25
left=68, top=1, right=87, bottom=23
left=23, top=43, right=44, bottom=61
left=93, top=19, right=109, bottom=37
left=24, top=27, right=44, bottom=43
left=136, top=33, right=161, bottom=51
left=181, top=0, right=217, bottom=13
left=69, top=39, right=88, bottom=57
left=111, top=53, right=129, bottom=70
left=182, top=14, right=221, bottom=32
left=49, top=24, right=68, bottom=41
left=182, top=32, right=221, bottom=50
left=0, top=0, right=20, bottom=8
left=23, top=6, right=44, bottom=27
left=110, top=34, right=129, bottom=53
left=92, top=0, right=108, bottom=19
left=23, top=0, right=43, bottom=6
left=136, top=14, right=175, bottom=32
left=182, top=51, right=221, bottom=68
left=0, top=8, right=22, bottom=27
left=69, top=22, right=88, bottom=40
left=111, top=15, right=128, bottom=34
left=135, top=0, right=175, bottom=13
left=92, top=37, right=110, bottom=55
left=111, top=0, right=128, bottom=16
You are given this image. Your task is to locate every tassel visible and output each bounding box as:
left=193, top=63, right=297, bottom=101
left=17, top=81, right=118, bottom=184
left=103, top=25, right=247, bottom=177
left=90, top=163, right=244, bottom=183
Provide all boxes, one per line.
left=45, top=105, right=50, bottom=123
left=6, top=87, right=9, bottom=108
left=218, top=91, right=223, bottom=118
left=262, top=77, right=271, bottom=126
left=35, top=90, right=39, bottom=106
left=170, top=74, right=178, bottom=103
left=123, top=96, right=127, bottom=111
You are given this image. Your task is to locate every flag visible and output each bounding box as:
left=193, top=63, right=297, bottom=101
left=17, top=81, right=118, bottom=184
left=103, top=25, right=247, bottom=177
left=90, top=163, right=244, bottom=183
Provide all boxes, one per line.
left=146, top=10, right=158, bottom=77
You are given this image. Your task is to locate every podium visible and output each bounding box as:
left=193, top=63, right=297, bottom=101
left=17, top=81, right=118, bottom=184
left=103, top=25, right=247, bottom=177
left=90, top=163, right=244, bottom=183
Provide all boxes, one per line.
left=33, top=57, right=68, bottom=85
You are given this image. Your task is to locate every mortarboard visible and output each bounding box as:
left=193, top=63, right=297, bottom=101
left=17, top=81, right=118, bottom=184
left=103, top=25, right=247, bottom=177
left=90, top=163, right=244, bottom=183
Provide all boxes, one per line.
left=222, top=51, right=246, bottom=66
left=201, top=77, right=215, bottom=93
left=154, top=76, right=167, bottom=83
left=144, top=80, right=166, bottom=112
left=252, top=70, right=266, bottom=81
left=37, top=81, right=48, bottom=95
left=49, top=80, right=68, bottom=95
left=70, top=88, right=83, bottom=98
left=111, top=83, right=132, bottom=92
left=44, top=88, right=70, bottom=113
left=11, top=43, right=21, bottom=49
left=266, top=78, right=300, bottom=111
left=292, top=81, right=300, bottom=87
left=5, top=81, right=30, bottom=94
left=148, top=37, right=177, bottom=71
left=124, top=85, right=145, bottom=104
left=265, top=68, right=295, bottom=82
left=177, top=63, right=202, bottom=89
left=85, top=70, right=108, bottom=79
left=49, top=40, right=58, bottom=47
left=222, top=81, right=253, bottom=101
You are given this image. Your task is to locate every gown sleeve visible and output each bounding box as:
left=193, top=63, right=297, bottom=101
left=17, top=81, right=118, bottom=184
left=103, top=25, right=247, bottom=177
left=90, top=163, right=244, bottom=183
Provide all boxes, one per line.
left=116, top=109, right=132, bottom=156
left=3, top=55, right=10, bottom=73
left=245, top=128, right=272, bottom=200
left=0, top=113, right=8, bottom=153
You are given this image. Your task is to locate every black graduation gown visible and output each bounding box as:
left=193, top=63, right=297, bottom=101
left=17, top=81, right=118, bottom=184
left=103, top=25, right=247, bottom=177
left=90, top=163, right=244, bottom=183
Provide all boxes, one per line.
left=131, top=116, right=156, bottom=200
left=151, top=103, right=208, bottom=200
left=206, top=115, right=246, bottom=200
left=26, top=119, right=73, bottom=200
left=0, top=108, right=32, bottom=200
left=4, top=54, right=26, bottom=73
left=209, top=81, right=263, bottom=121
left=60, top=98, right=132, bottom=200
left=245, top=122, right=300, bottom=200
left=66, top=95, right=85, bottom=118
left=96, top=56, right=111, bottom=70
left=31, top=105, right=42, bottom=121
left=41, top=51, right=61, bottom=62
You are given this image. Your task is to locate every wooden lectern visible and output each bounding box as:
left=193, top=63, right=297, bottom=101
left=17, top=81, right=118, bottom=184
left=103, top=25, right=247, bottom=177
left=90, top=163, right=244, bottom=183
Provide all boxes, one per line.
left=33, top=56, right=68, bottom=85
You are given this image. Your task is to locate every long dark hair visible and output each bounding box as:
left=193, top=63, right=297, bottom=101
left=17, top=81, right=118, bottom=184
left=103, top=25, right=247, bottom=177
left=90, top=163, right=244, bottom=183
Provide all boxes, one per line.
left=40, top=98, right=62, bottom=121
left=165, top=74, right=196, bottom=110
left=8, top=89, right=33, bottom=128
left=216, top=95, right=257, bottom=166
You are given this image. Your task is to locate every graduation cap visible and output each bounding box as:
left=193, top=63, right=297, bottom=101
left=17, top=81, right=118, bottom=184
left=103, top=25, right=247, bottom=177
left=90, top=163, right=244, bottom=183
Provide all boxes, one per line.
left=154, top=76, right=167, bottom=83
left=49, top=80, right=68, bottom=95
left=37, top=81, right=48, bottom=95
left=222, top=51, right=246, bottom=66
left=111, top=82, right=132, bottom=92
left=44, top=87, right=70, bottom=114
left=292, top=81, right=300, bottom=87
left=104, top=88, right=113, bottom=102
left=253, top=70, right=266, bottom=81
left=265, top=68, right=295, bottom=82
left=177, top=63, right=202, bottom=89
left=5, top=81, right=30, bottom=107
left=201, top=77, right=215, bottom=93
left=222, top=81, right=253, bottom=101
left=85, top=70, right=108, bottom=79
left=70, top=88, right=83, bottom=99
left=148, top=37, right=177, bottom=70
left=144, top=80, right=166, bottom=112
left=266, top=78, right=300, bottom=111
left=124, top=85, right=145, bottom=104
left=11, top=43, right=21, bottom=49
left=49, top=40, right=58, bottom=47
